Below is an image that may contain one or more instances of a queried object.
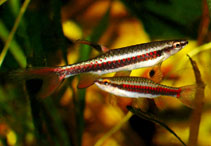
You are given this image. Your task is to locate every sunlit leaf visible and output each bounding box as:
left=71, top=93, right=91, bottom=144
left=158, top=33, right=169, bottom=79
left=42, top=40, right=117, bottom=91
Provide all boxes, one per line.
left=0, top=0, right=7, bottom=6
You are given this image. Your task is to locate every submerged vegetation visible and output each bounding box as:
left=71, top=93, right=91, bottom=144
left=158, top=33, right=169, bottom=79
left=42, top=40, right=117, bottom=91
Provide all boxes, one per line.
left=0, top=0, right=210, bottom=146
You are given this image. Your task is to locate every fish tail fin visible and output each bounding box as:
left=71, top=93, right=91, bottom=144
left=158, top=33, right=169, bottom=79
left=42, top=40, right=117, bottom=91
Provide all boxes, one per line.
left=10, top=67, right=66, bottom=98
left=179, top=85, right=197, bottom=108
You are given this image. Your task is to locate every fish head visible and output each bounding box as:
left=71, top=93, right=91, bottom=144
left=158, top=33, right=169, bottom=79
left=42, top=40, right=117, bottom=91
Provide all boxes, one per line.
left=95, top=78, right=113, bottom=90
left=163, top=40, right=188, bottom=59
left=95, top=77, right=130, bottom=97
left=172, top=40, right=188, bottom=52
left=95, top=77, right=121, bottom=94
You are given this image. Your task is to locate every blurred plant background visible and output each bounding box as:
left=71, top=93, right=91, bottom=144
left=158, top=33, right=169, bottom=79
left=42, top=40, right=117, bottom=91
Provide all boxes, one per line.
left=0, top=0, right=211, bottom=146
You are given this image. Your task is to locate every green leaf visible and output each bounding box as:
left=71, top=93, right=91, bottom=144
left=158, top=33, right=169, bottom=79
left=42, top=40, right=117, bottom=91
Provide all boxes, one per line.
left=9, top=0, right=20, bottom=16
left=42, top=98, right=71, bottom=146
left=207, top=0, right=211, bottom=19
left=22, top=0, right=71, bottom=145
left=0, top=21, right=26, bottom=68
left=0, top=0, right=29, bottom=68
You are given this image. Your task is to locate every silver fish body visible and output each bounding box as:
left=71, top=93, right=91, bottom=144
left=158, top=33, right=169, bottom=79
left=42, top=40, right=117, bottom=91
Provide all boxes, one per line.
left=60, top=40, right=188, bottom=78
left=94, top=76, right=196, bottom=108
left=95, top=76, right=181, bottom=98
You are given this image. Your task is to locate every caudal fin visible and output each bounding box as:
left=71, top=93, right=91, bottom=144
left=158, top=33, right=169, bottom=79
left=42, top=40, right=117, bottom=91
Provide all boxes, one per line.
left=11, top=67, right=65, bottom=98
left=179, top=85, right=197, bottom=108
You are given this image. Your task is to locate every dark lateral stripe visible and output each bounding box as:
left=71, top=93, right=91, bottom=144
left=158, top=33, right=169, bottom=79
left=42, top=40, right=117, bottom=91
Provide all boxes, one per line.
left=91, top=49, right=163, bottom=71
left=69, top=49, right=164, bottom=73
left=163, top=46, right=174, bottom=52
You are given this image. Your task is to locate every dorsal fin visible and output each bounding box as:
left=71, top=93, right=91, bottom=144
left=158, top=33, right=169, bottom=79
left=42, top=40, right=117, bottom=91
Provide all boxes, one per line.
left=75, top=40, right=110, bottom=53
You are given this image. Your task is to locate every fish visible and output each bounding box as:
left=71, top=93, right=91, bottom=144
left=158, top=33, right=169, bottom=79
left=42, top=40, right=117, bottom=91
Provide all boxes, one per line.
left=14, top=39, right=188, bottom=98
left=65, top=40, right=187, bottom=77
left=95, top=76, right=196, bottom=108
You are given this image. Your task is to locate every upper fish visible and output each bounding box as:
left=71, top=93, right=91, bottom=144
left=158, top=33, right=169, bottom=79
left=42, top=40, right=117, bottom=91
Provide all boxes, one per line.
left=60, top=39, right=188, bottom=77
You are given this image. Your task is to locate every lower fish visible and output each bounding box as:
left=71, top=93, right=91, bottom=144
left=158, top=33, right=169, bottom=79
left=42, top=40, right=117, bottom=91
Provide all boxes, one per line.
left=13, top=40, right=188, bottom=98
left=95, top=76, right=196, bottom=108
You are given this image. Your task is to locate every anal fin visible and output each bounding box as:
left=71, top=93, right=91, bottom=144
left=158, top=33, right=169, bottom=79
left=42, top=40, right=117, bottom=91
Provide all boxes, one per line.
left=77, top=73, right=100, bottom=89
left=115, top=71, right=131, bottom=77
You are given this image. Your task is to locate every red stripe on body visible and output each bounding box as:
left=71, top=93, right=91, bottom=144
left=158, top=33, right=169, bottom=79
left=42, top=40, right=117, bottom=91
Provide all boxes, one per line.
left=121, top=84, right=180, bottom=97
left=74, top=49, right=163, bottom=72
left=176, top=88, right=182, bottom=98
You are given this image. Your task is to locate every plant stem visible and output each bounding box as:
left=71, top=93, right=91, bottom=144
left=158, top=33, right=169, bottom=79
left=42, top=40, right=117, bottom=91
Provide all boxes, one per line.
left=187, top=55, right=205, bottom=146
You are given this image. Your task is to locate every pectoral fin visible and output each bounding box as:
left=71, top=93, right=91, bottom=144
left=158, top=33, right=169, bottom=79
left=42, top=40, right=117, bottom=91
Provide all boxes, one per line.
left=105, top=94, right=118, bottom=106
left=154, top=97, right=166, bottom=110
left=147, top=63, right=163, bottom=83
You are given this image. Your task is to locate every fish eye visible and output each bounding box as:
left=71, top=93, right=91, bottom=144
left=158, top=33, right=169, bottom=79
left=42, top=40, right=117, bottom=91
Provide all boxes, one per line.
left=102, top=79, right=111, bottom=85
left=173, top=42, right=181, bottom=48
left=149, top=69, right=155, bottom=78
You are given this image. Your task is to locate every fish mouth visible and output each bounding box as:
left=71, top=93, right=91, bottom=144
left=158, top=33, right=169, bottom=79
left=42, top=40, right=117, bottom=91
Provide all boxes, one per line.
left=180, top=40, right=188, bottom=47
